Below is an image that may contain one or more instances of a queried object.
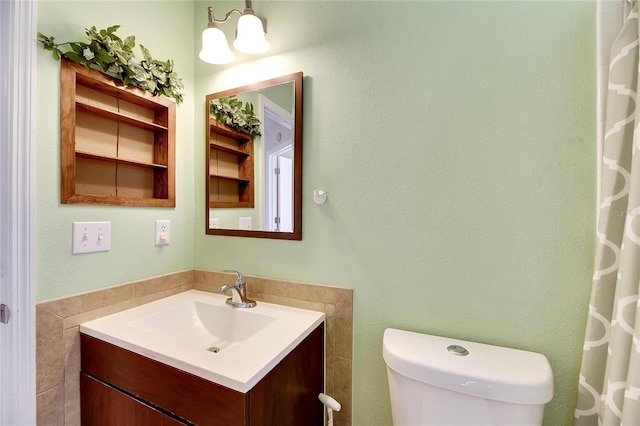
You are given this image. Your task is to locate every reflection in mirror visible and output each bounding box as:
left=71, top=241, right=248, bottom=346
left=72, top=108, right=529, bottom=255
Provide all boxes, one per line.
left=205, top=72, right=302, bottom=240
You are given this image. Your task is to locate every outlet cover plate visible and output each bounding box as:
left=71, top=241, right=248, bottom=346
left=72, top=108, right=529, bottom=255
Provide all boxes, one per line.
left=155, top=220, right=170, bottom=245
left=239, top=217, right=252, bottom=230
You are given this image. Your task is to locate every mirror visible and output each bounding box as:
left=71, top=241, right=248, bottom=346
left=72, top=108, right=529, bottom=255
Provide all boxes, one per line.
left=205, top=72, right=303, bottom=240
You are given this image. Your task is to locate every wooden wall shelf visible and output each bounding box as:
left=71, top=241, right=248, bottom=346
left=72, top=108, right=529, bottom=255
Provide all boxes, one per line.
left=60, top=59, right=176, bottom=207
left=207, top=119, right=254, bottom=208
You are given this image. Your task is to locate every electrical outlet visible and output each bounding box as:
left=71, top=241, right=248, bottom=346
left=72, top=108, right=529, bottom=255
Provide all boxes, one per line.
left=72, top=222, right=111, bottom=254
left=155, top=220, right=170, bottom=245
left=239, top=217, right=252, bottom=230
left=209, top=217, right=220, bottom=229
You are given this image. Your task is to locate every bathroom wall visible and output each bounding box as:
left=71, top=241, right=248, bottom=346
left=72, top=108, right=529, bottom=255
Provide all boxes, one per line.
left=34, top=1, right=596, bottom=425
left=193, top=1, right=596, bottom=425
left=35, top=0, right=196, bottom=301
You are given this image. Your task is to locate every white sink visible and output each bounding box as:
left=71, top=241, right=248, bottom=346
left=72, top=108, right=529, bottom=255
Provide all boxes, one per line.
left=128, top=300, right=276, bottom=351
left=80, top=290, right=325, bottom=393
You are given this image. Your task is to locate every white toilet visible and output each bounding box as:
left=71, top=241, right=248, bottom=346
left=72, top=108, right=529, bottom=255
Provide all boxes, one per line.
left=383, top=328, right=553, bottom=426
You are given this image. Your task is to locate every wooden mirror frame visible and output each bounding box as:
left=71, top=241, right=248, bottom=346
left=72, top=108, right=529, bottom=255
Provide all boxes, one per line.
left=205, top=72, right=303, bottom=240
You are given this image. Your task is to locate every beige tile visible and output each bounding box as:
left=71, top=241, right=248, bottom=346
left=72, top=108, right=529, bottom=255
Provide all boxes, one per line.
left=174, top=269, right=195, bottom=285
left=248, top=292, right=326, bottom=313
left=36, top=307, right=64, bottom=394
left=36, top=385, right=65, bottom=426
left=325, top=312, right=336, bottom=398
left=63, top=299, right=135, bottom=329
left=325, top=307, right=335, bottom=336
left=192, top=269, right=207, bottom=284
left=77, top=284, right=133, bottom=315
left=334, top=356, right=353, bottom=426
left=132, top=285, right=191, bottom=306
left=37, top=296, right=82, bottom=320
left=38, top=283, right=133, bottom=318
left=194, top=269, right=227, bottom=287
left=192, top=280, right=217, bottom=293
left=133, top=270, right=193, bottom=298
left=38, top=271, right=193, bottom=319
left=64, top=327, right=81, bottom=426
left=335, top=297, right=353, bottom=359
left=325, top=303, right=336, bottom=317
left=249, top=276, right=352, bottom=305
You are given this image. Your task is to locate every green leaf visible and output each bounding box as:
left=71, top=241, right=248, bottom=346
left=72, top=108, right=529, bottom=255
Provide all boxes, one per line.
left=139, top=44, right=153, bottom=64
left=124, top=35, right=135, bottom=49
left=63, top=51, right=84, bottom=63
left=95, top=49, right=117, bottom=64
left=69, top=43, right=83, bottom=54
left=145, top=79, right=156, bottom=93
left=52, top=49, right=61, bottom=60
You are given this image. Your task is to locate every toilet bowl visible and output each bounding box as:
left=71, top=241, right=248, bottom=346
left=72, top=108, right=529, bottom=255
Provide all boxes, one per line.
left=383, top=328, right=553, bottom=426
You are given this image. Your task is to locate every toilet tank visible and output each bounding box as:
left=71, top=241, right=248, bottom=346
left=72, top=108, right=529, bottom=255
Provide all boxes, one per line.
left=383, top=328, right=553, bottom=426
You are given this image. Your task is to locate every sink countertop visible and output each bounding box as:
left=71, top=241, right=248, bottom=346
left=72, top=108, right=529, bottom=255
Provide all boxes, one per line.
left=79, top=290, right=325, bottom=393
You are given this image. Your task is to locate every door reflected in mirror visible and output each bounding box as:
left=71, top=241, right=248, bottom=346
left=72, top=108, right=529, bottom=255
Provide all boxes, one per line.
left=205, top=72, right=302, bottom=240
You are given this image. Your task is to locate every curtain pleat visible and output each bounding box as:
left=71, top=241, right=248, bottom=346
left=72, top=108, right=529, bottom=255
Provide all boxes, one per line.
left=575, top=3, right=640, bottom=425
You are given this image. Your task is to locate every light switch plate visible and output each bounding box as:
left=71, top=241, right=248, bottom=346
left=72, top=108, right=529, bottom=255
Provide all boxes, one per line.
left=72, top=222, right=111, bottom=254
left=155, top=220, right=170, bottom=245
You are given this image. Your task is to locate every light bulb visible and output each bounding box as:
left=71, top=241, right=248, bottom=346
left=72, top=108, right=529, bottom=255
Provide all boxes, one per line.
left=199, top=26, right=235, bottom=64
left=233, top=13, right=270, bottom=54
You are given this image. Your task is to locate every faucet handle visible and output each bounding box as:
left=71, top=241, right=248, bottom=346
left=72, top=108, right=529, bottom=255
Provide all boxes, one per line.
left=223, top=270, right=245, bottom=285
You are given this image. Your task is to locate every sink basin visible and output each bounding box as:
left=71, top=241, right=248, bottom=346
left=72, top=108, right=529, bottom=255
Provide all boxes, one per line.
left=128, top=300, right=276, bottom=352
left=80, top=290, right=325, bottom=393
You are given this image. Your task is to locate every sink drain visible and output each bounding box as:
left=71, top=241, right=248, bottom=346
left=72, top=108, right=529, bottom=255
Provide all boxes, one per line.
left=207, top=346, right=220, bottom=353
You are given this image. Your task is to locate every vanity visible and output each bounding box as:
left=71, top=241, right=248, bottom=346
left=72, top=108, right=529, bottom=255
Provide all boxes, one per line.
left=79, top=290, right=325, bottom=425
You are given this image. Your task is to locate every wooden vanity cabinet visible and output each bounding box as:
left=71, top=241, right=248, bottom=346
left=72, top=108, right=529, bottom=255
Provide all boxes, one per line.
left=81, top=373, right=184, bottom=426
left=80, top=324, right=324, bottom=425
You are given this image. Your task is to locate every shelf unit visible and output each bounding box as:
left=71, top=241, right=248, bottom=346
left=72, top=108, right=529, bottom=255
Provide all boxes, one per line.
left=207, top=119, right=254, bottom=208
left=60, top=59, right=176, bottom=207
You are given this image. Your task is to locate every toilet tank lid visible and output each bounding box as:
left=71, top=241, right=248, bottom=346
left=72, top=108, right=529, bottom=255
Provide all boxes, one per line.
left=382, top=328, right=553, bottom=405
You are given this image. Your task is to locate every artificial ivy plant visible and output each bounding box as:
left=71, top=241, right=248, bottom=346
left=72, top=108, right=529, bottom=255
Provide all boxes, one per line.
left=38, top=25, right=184, bottom=104
left=210, top=96, right=262, bottom=137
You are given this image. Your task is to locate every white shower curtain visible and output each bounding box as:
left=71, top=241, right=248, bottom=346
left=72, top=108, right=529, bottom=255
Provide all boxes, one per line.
left=574, top=2, right=640, bottom=424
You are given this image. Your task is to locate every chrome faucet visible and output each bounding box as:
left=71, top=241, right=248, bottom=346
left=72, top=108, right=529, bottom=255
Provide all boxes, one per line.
left=218, top=270, right=257, bottom=308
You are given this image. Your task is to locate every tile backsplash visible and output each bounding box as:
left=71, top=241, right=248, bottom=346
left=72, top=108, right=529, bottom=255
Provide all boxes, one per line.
left=36, top=270, right=353, bottom=426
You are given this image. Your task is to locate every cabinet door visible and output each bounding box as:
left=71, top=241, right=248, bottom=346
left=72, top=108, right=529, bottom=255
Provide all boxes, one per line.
left=81, top=334, right=248, bottom=425
left=249, top=325, right=324, bottom=426
left=80, top=373, right=185, bottom=426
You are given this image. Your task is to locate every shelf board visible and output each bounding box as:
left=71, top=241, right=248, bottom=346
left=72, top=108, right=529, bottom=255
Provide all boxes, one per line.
left=66, top=193, right=174, bottom=207
left=209, top=119, right=252, bottom=142
left=75, top=72, right=174, bottom=110
left=209, top=143, right=250, bottom=157
left=209, top=173, right=251, bottom=183
left=77, top=101, right=168, bottom=132
left=209, top=201, right=254, bottom=209
left=76, top=150, right=168, bottom=169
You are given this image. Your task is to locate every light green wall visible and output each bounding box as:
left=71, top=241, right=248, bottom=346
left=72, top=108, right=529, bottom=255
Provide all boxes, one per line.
left=35, top=1, right=595, bottom=425
left=36, top=1, right=195, bottom=301
left=194, top=1, right=595, bottom=425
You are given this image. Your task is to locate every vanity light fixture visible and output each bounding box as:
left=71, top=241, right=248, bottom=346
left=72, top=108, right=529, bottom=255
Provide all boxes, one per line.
left=199, top=0, right=270, bottom=65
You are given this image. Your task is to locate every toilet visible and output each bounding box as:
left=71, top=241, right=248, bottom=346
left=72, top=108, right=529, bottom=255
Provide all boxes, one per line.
left=383, top=328, right=553, bottom=426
